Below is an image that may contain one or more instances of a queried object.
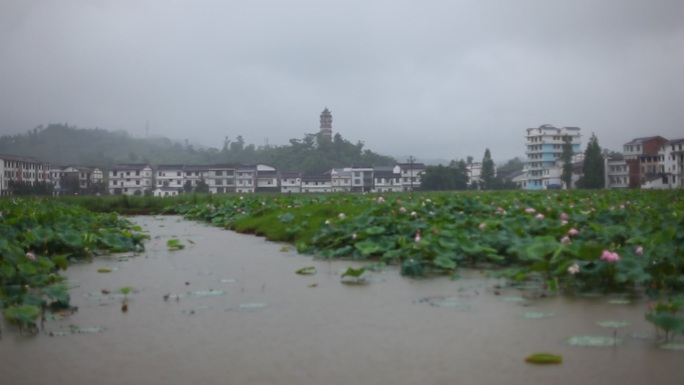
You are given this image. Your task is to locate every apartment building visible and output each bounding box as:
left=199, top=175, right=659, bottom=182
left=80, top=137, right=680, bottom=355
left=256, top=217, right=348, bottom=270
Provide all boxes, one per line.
left=280, top=172, right=302, bottom=193
left=0, top=154, right=52, bottom=196
left=524, top=124, right=581, bottom=190
left=108, top=164, right=153, bottom=195
left=622, top=136, right=668, bottom=188
left=156, top=165, right=185, bottom=191
left=207, top=164, right=236, bottom=194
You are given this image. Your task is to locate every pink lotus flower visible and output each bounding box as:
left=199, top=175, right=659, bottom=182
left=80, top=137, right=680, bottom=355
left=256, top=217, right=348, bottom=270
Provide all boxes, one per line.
left=338, top=213, right=346, bottom=219
left=26, top=252, right=36, bottom=261
left=600, top=250, right=621, bottom=263
left=635, top=246, right=643, bottom=255
left=411, top=211, right=417, bottom=217
left=376, top=197, right=385, bottom=203
left=561, top=236, right=571, bottom=244
left=568, top=228, right=579, bottom=236
left=399, top=207, right=407, bottom=213
left=560, top=212, right=568, bottom=220
left=525, top=208, right=536, bottom=214
left=414, top=231, right=421, bottom=243
left=535, top=214, right=545, bottom=220
left=497, top=207, right=504, bottom=213
left=568, top=263, right=580, bottom=274
left=479, top=223, right=487, bottom=230
left=561, top=220, right=568, bottom=226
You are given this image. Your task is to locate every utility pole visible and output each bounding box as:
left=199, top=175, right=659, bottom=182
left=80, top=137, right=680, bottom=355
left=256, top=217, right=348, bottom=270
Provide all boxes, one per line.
left=408, top=156, right=415, bottom=191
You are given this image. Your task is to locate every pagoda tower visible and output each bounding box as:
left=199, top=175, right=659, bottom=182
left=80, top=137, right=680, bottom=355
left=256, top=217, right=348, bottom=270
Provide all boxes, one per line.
left=319, top=107, right=333, bottom=141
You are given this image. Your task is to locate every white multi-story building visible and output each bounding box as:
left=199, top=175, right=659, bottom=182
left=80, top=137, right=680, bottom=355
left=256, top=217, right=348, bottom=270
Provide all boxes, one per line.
left=183, top=165, right=208, bottom=190
left=662, top=139, right=684, bottom=188
left=280, top=172, right=302, bottom=193
left=644, top=138, right=684, bottom=189
left=235, top=165, right=256, bottom=194
left=206, top=164, right=236, bottom=194
left=467, top=162, right=482, bottom=187
left=301, top=174, right=332, bottom=193
left=0, top=154, right=52, bottom=196
left=156, top=165, right=185, bottom=192
left=108, top=164, right=153, bottom=195
left=256, top=164, right=279, bottom=193
left=349, top=164, right=374, bottom=193
left=622, top=136, right=669, bottom=188
left=524, top=124, right=581, bottom=190
left=330, top=168, right=352, bottom=192
left=51, top=165, right=103, bottom=195
left=372, top=166, right=403, bottom=193
left=397, top=162, right=425, bottom=191
left=604, top=158, right=629, bottom=189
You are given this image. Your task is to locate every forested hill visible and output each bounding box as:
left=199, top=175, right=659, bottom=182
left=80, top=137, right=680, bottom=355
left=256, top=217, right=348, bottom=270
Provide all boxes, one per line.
left=0, top=124, right=396, bottom=173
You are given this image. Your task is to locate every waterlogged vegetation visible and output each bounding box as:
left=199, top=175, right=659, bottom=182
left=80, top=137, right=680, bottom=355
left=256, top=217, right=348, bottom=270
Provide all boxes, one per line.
left=0, top=198, right=147, bottom=332
left=167, top=189, right=684, bottom=344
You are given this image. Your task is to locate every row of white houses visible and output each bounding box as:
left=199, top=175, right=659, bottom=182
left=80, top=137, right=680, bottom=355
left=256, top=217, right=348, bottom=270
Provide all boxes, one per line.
left=0, top=155, right=425, bottom=197
left=3, top=131, right=680, bottom=196
left=140, top=163, right=426, bottom=197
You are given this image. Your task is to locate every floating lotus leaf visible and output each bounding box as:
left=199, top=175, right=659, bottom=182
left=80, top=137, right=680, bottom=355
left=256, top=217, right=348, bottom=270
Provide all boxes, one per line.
left=49, top=325, right=105, bottom=336
left=187, top=290, right=225, bottom=298
left=629, top=332, right=656, bottom=340
left=97, top=268, right=113, bottom=273
left=182, top=305, right=213, bottom=315
left=520, top=311, right=555, bottom=319
left=660, top=343, right=684, bottom=350
left=597, top=321, right=629, bottom=328
left=420, top=297, right=474, bottom=311
left=296, top=266, right=317, bottom=275
left=237, top=302, right=268, bottom=310
left=565, top=335, right=623, bottom=347
left=525, top=353, right=563, bottom=364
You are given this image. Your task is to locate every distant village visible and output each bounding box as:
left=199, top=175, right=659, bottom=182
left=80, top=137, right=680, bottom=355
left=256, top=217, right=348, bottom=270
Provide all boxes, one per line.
left=0, top=109, right=682, bottom=196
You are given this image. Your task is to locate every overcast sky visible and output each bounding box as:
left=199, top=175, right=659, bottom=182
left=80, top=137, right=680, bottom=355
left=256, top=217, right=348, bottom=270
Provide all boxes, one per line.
left=1, top=0, right=683, bottom=162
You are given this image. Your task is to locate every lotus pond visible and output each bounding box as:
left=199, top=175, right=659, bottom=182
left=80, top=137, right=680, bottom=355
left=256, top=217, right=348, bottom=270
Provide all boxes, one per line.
left=1, top=190, right=683, bottom=384
left=1, top=215, right=681, bottom=385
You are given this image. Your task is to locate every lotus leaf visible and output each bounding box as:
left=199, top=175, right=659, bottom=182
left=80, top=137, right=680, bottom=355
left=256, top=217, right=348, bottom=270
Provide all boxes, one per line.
left=565, top=335, right=622, bottom=347
left=525, top=353, right=563, bottom=364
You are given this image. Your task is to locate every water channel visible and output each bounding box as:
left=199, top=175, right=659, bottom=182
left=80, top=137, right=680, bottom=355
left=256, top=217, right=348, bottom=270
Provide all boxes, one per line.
left=1, top=216, right=680, bottom=384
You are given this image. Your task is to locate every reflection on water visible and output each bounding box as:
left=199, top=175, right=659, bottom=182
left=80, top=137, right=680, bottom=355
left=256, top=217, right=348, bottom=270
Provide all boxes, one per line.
left=1, top=216, right=679, bottom=385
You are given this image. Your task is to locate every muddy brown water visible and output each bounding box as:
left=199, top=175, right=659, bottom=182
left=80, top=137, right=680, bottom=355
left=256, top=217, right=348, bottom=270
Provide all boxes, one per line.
left=1, top=216, right=680, bottom=385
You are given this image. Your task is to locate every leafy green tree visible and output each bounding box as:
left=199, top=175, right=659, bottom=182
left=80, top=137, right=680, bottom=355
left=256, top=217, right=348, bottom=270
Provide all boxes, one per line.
left=91, top=180, right=106, bottom=195
left=561, top=135, right=574, bottom=189
left=498, top=157, right=524, bottom=173
left=194, top=178, right=209, bottom=193
left=183, top=180, right=193, bottom=193
left=480, top=148, right=495, bottom=190
left=577, top=133, right=605, bottom=189
left=420, top=165, right=468, bottom=191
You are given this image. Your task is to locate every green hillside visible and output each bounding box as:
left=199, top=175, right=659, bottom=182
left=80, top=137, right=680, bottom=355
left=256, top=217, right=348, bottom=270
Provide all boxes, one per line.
left=0, top=124, right=396, bottom=173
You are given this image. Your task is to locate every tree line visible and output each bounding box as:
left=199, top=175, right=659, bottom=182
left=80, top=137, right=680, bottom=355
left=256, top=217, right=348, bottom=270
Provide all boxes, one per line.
left=0, top=124, right=395, bottom=174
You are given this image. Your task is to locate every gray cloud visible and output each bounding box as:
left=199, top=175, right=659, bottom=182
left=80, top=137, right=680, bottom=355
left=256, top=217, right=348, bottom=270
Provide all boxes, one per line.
left=1, top=0, right=683, bottom=163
